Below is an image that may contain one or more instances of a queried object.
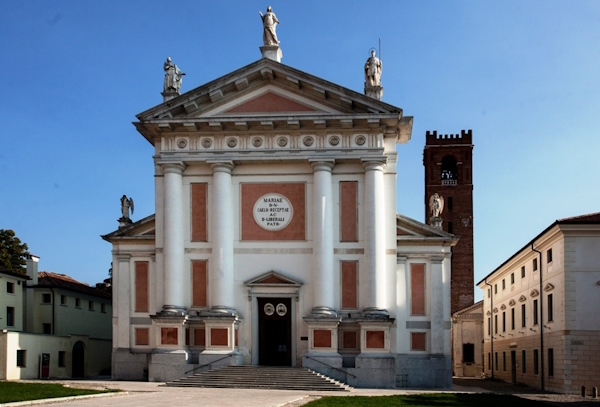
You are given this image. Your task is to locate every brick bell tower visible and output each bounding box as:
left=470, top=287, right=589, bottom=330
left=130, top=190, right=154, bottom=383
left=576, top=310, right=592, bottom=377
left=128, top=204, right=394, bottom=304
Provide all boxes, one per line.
left=424, top=129, right=474, bottom=314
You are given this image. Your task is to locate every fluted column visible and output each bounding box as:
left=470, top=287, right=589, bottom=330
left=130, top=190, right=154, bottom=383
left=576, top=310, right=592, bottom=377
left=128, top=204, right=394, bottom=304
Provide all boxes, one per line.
left=309, top=160, right=336, bottom=315
left=210, top=161, right=235, bottom=313
left=161, top=162, right=186, bottom=315
left=362, top=159, right=387, bottom=314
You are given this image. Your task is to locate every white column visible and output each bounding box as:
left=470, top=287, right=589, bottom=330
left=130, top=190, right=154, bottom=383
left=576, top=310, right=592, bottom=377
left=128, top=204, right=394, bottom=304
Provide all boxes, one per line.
left=310, top=160, right=336, bottom=315
left=431, top=257, right=444, bottom=354
left=161, top=162, right=186, bottom=314
left=210, top=161, right=235, bottom=313
left=362, top=159, right=387, bottom=313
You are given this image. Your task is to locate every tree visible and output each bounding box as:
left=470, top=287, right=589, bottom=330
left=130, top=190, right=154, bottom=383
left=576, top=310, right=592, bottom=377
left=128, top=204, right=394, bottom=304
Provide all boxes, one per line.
left=0, top=229, right=30, bottom=274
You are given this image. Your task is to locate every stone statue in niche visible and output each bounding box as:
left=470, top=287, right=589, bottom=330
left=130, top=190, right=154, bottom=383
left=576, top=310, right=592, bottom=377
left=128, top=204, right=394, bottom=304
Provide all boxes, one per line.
left=163, top=57, right=185, bottom=93
left=429, top=193, right=444, bottom=218
left=120, top=195, right=134, bottom=220
left=259, top=6, right=280, bottom=46
left=364, top=49, right=382, bottom=87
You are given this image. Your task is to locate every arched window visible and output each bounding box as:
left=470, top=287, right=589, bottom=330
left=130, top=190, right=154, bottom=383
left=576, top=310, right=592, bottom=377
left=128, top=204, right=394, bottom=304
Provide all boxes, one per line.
left=441, top=155, right=458, bottom=181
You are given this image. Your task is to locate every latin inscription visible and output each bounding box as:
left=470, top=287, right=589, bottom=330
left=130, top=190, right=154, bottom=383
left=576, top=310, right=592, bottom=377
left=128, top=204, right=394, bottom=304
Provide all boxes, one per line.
left=253, top=193, right=293, bottom=231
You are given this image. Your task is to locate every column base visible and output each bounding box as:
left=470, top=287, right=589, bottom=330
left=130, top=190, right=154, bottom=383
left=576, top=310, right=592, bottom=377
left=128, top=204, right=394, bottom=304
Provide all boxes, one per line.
left=307, top=306, right=338, bottom=318
left=157, top=305, right=187, bottom=317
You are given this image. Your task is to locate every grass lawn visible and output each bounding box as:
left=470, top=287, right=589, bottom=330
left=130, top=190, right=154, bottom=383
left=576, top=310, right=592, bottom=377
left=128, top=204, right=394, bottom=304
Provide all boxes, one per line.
left=305, top=393, right=550, bottom=406
left=0, top=381, right=114, bottom=404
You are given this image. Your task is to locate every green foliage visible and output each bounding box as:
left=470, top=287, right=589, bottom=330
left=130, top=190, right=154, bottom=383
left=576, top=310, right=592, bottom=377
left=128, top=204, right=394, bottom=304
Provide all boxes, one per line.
left=0, top=382, right=113, bottom=403
left=0, top=229, right=29, bottom=273
left=305, top=394, right=549, bottom=407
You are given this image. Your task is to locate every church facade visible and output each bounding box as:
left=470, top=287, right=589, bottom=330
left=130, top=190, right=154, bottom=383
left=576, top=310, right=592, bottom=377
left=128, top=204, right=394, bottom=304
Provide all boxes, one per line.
left=103, top=44, right=457, bottom=388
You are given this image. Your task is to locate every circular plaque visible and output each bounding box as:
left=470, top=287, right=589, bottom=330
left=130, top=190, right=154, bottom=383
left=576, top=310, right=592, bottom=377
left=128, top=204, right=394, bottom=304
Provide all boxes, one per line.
left=264, top=303, right=275, bottom=316
left=276, top=303, right=287, bottom=316
left=253, top=193, right=294, bottom=231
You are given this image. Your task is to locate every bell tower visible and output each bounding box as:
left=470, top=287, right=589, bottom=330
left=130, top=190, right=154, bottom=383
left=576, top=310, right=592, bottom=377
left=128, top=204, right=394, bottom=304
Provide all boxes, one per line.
left=424, top=129, right=474, bottom=314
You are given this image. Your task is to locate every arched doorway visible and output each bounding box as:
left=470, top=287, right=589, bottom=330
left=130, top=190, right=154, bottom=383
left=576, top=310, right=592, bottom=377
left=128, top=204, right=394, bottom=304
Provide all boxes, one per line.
left=72, top=341, right=85, bottom=378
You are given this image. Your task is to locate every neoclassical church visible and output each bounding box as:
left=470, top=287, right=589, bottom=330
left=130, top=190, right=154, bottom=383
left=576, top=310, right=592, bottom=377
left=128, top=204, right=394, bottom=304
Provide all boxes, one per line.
left=103, top=19, right=457, bottom=388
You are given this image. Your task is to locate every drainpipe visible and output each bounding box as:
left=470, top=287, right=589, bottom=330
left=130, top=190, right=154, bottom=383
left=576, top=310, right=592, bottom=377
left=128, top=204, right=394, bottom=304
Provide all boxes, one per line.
left=531, top=244, right=544, bottom=391
left=484, top=278, right=494, bottom=379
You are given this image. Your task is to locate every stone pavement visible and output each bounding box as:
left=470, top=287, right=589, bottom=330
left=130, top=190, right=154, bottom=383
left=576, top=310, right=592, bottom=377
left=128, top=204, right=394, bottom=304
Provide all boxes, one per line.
left=3, top=379, right=487, bottom=407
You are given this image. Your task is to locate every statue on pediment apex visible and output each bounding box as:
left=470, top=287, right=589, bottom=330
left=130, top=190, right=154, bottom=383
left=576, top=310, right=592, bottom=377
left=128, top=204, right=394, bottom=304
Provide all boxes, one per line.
left=259, top=6, right=280, bottom=46
left=163, top=57, right=185, bottom=93
left=365, top=49, right=382, bottom=87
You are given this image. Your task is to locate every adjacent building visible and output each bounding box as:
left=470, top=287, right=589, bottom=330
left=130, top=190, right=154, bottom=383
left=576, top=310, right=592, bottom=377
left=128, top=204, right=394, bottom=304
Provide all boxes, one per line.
left=103, top=40, right=459, bottom=388
left=451, top=300, right=483, bottom=377
left=477, top=212, right=600, bottom=394
left=0, top=255, right=112, bottom=380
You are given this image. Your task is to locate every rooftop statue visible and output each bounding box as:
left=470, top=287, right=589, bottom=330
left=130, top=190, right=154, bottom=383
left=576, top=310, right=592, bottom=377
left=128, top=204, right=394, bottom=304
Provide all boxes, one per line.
left=364, top=49, right=382, bottom=87
left=429, top=193, right=444, bottom=218
left=163, top=57, right=185, bottom=93
left=259, top=6, right=280, bottom=46
left=120, top=195, right=134, bottom=220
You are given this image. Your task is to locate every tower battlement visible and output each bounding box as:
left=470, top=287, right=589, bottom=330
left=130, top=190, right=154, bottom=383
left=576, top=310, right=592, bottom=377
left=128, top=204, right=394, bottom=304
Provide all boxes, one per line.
left=426, top=129, right=472, bottom=145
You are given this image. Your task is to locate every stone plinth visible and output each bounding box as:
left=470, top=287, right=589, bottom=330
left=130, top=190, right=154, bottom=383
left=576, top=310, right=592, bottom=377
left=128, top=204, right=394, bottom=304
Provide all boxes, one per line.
left=260, top=45, right=282, bottom=62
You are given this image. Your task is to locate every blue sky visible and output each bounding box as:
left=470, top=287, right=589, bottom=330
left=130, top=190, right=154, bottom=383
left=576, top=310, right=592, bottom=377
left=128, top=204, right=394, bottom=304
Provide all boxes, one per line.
left=2, top=1, right=599, bottom=301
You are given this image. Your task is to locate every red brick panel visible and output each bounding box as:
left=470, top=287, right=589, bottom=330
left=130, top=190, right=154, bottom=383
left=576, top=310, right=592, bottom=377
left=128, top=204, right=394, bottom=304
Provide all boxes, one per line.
left=411, top=332, right=426, bottom=351
left=135, top=261, right=149, bottom=313
left=342, top=331, right=358, bottom=350
left=241, top=183, right=305, bottom=240
left=135, top=328, right=149, bottom=346
left=211, top=328, right=229, bottom=346
left=411, top=263, right=426, bottom=315
left=193, top=328, right=205, bottom=347
left=341, top=261, right=358, bottom=309
left=313, top=329, right=332, bottom=348
left=366, top=331, right=385, bottom=349
left=191, top=260, right=207, bottom=307
left=161, top=327, right=178, bottom=345
left=191, top=183, right=208, bottom=242
left=340, top=181, right=358, bottom=242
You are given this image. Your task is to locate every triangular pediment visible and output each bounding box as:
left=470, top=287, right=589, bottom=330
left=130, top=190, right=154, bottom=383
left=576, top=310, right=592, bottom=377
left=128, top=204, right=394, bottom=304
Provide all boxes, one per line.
left=244, top=270, right=303, bottom=287
left=101, top=214, right=156, bottom=242
left=134, top=58, right=413, bottom=144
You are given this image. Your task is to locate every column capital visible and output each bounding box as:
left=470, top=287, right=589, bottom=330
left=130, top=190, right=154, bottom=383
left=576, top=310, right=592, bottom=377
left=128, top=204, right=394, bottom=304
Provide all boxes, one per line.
left=159, top=161, right=186, bottom=175
left=361, top=158, right=387, bottom=172
left=309, top=159, right=335, bottom=173
left=116, top=254, right=131, bottom=262
left=207, top=160, right=235, bottom=174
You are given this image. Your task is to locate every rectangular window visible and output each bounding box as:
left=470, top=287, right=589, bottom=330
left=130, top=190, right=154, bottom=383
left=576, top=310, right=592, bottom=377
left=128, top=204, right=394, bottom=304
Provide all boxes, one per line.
left=533, top=258, right=538, bottom=271
left=548, top=348, right=554, bottom=377
left=547, top=249, right=553, bottom=264
left=42, top=293, right=52, bottom=304
left=533, top=299, right=539, bottom=325
left=511, top=273, right=514, bottom=284
left=341, top=261, right=358, bottom=310
left=502, top=311, right=506, bottom=332
left=487, top=317, right=491, bottom=335
left=522, top=350, right=527, bottom=373
left=58, top=351, right=66, bottom=367
left=488, top=352, right=491, bottom=370
left=494, top=284, right=497, bottom=294
left=521, top=266, right=525, bottom=278
left=88, top=301, right=94, bottom=311
left=101, top=303, right=106, bottom=313
left=42, top=323, right=52, bottom=334
left=547, top=294, right=553, bottom=322
left=60, top=295, right=67, bottom=305
left=135, top=261, right=149, bottom=312
left=533, top=349, right=539, bottom=374
left=16, top=350, right=26, bottom=367
left=495, top=352, right=498, bottom=371
left=521, top=304, right=526, bottom=328
left=487, top=289, right=490, bottom=298
left=447, top=222, right=453, bottom=234
left=7, top=306, right=15, bottom=327
left=494, top=315, right=498, bottom=334
left=511, top=308, right=515, bottom=330
left=340, top=181, right=358, bottom=242
left=192, top=260, right=208, bottom=308
left=503, top=352, right=506, bottom=371
left=502, top=279, right=505, bottom=290
left=75, top=298, right=81, bottom=308
left=410, top=264, right=426, bottom=315
left=7, top=281, right=14, bottom=294
left=463, top=343, right=475, bottom=363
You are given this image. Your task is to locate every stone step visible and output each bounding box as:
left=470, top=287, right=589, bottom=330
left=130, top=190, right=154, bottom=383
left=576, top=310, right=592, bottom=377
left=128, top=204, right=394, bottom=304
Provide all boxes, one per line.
left=165, top=365, right=351, bottom=391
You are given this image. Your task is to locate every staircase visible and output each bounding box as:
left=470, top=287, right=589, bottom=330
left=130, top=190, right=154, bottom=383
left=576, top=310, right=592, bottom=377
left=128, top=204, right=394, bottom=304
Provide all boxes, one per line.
left=165, top=365, right=352, bottom=391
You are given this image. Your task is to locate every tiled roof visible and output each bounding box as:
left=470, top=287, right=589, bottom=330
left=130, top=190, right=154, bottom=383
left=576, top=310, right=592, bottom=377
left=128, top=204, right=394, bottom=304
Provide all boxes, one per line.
left=36, top=271, right=111, bottom=300
left=557, top=211, right=600, bottom=224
